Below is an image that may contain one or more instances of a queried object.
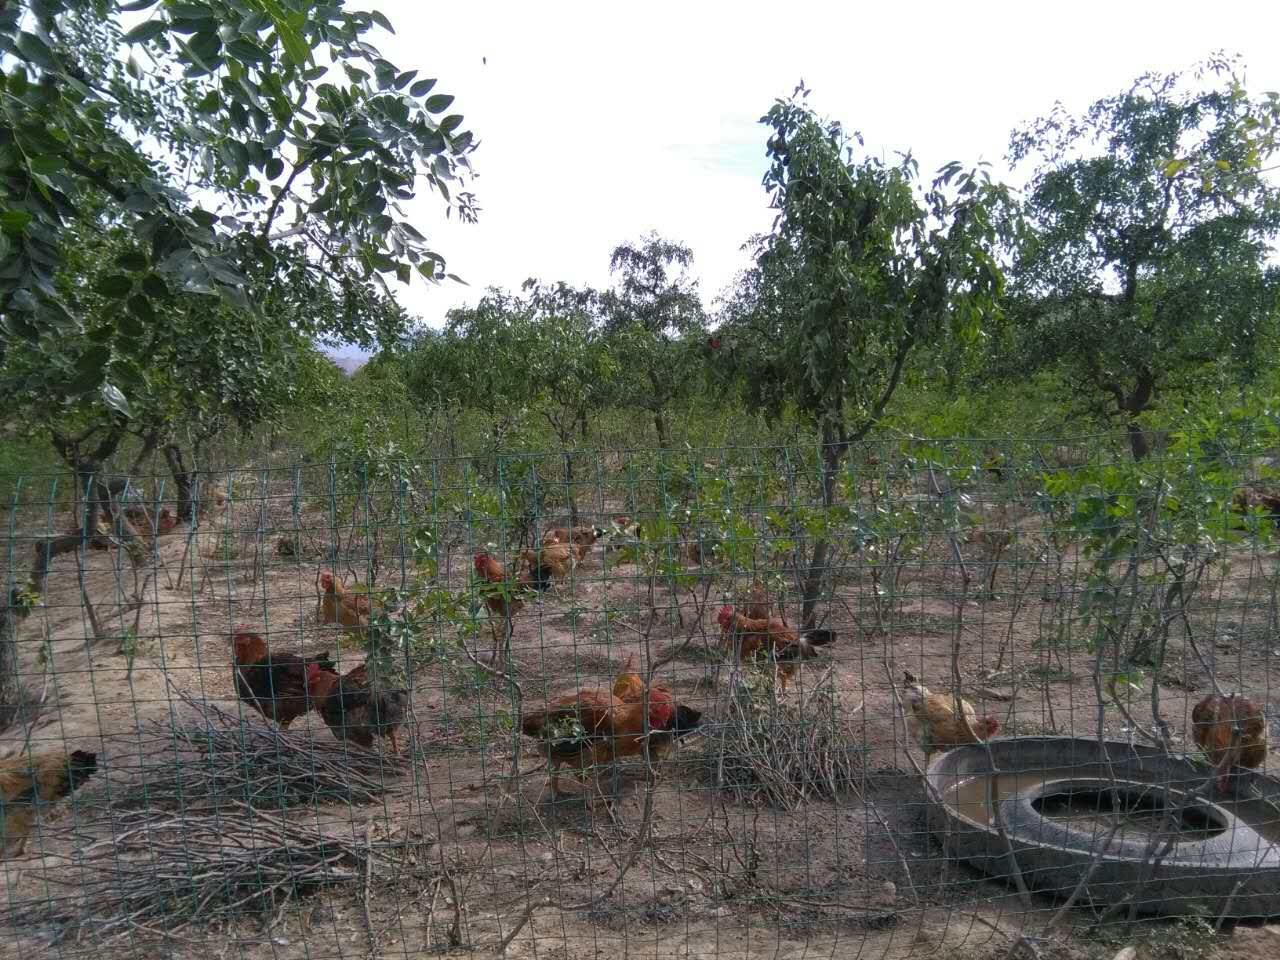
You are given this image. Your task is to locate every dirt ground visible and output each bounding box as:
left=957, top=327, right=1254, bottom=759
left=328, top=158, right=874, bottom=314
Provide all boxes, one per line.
left=1, top=477, right=1279, bottom=960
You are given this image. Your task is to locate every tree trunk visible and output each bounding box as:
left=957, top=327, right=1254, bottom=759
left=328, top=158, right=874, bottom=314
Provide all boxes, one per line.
left=1125, top=422, right=1150, bottom=461
left=800, top=423, right=845, bottom=630
left=164, top=443, right=196, bottom=521
left=0, top=534, right=87, bottom=730
left=653, top=408, right=669, bottom=449
left=564, top=452, right=578, bottom=526
left=4, top=429, right=125, bottom=726
left=1120, top=367, right=1156, bottom=461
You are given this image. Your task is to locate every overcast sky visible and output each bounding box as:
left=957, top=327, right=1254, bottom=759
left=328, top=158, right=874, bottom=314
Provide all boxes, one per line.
left=348, top=0, right=1280, bottom=352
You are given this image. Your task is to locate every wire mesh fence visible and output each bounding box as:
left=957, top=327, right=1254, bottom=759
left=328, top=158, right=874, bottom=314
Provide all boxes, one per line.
left=1, top=437, right=1278, bottom=958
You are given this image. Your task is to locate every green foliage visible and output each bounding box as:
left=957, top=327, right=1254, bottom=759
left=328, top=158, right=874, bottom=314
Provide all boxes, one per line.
left=0, top=0, right=476, bottom=480
left=718, top=85, right=1016, bottom=458
left=601, top=233, right=707, bottom=447
left=1007, top=55, right=1280, bottom=457
left=1037, top=398, right=1278, bottom=669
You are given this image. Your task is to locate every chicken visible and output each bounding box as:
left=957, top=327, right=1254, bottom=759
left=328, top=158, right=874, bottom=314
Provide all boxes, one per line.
left=473, top=552, right=552, bottom=620
left=742, top=579, right=772, bottom=621
left=308, top=663, right=409, bottom=754
left=520, top=542, right=575, bottom=582
left=605, top=517, right=643, bottom=556
left=317, top=571, right=383, bottom=633
left=232, top=629, right=338, bottom=728
left=0, top=749, right=98, bottom=857
left=123, top=505, right=179, bottom=536
left=716, top=606, right=836, bottom=695
left=901, top=670, right=1000, bottom=765
left=611, top=654, right=645, bottom=702
left=543, top=525, right=607, bottom=561
left=1232, top=486, right=1280, bottom=528
left=1191, top=693, right=1267, bottom=794
left=521, top=681, right=702, bottom=799
left=611, top=517, right=641, bottom=539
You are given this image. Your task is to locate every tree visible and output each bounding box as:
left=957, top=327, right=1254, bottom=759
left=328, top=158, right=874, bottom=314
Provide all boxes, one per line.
left=437, top=289, right=538, bottom=447
left=1008, top=57, right=1280, bottom=459
left=520, top=279, right=615, bottom=446
left=519, top=280, right=616, bottom=521
left=0, top=0, right=475, bottom=481
left=0, top=0, right=476, bottom=721
left=718, top=87, right=1015, bottom=626
left=601, top=233, right=706, bottom=448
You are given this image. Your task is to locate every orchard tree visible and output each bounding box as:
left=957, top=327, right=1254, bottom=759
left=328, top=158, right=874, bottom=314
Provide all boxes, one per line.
left=719, top=87, right=1016, bottom=626
left=0, top=0, right=477, bottom=720
left=1008, top=57, right=1280, bottom=459
left=601, top=233, right=706, bottom=447
left=0, top=0, right=475, bottom=486
left=439, top=290, right=538, bottom=446
left=519, top=280, right=616, bottom=521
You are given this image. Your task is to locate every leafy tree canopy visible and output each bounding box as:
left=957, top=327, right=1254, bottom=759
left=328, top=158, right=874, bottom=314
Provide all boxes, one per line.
left=1007, top=55, right=1280, bottom=457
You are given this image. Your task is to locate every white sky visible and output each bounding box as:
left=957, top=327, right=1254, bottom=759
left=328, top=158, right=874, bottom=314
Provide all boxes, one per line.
left=351, top=0, right=1280, bottom=350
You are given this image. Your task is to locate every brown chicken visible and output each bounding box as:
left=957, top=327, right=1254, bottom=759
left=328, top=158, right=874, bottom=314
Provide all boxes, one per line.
left=521, top=541, right=575, bottom=581
left=611, top=654, right=646, bottom=702
left=123, top=505, right=179, bottom=536
left=1232, top=486, right=1280, bottom=528
left=902, top=671, right=1000, bottom=765
left=318, top=571, right=383, bottom=633
left=1191, top=693, right=1268, bottom=793
left=0, top=749, right=98, bottom=857
left=605, top=517, right=642, bottom=555
left=543, top=525, right=607, bottom=561
left=232, top=630, right=337, bottom=727
left=308, top=663, right=410, bottom=754
left=473, top=552, right=553, bottom=619
left=521, top=680, right=702, bottom=799
left=716, top=605, right=836, bottom=695
left=742, top=579, right=773, bottom=621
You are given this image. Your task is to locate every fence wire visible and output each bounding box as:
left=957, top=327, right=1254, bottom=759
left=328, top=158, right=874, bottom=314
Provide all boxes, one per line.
left=0, top=438, right=1277, bottom=959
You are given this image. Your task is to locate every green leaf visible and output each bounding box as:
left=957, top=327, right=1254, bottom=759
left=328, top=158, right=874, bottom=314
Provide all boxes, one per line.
left=272, top=18, right=310, bottom=67
left=29, top=155, right=67, bottom=175
left=115, top=251, right=148, bottom=271
left=141, top=274, right=168, bottom=298
left=410, top=78, right=436, bottom=98
left=71, top=346, right=110, bottom=393
left=127, top=294, right=155, bottom=324
left=96, top=275, right=133, bottom=298
left=123, top=20, right=168, bottom=44
left=100, top=382, right=133, bottom=417
left=1162, top=158, right=1188, bottom=178
left=425, top=94, right=454, bottom=113
left=0, top=210, right=32, bottom=235
left=15, top=32, right=56, bottom=70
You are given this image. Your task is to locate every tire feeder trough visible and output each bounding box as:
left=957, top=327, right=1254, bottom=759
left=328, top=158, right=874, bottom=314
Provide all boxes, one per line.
left=928, top=736, right=1280, bottom=918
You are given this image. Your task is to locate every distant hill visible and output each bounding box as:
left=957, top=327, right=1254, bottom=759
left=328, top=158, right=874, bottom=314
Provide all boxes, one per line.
left=331, top=354, right=366, bottom=375
left=325, top=348, right=369, bottom=376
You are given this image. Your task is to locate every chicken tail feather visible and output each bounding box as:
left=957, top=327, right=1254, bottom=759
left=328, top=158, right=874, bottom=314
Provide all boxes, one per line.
left=803, top=628, right=836, bottom=647
left=66, top=751, right=98, bottom=794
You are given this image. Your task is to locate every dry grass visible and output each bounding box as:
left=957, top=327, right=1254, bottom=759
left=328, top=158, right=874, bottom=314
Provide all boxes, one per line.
left=11, top=803, right=418, bottom=943
left=111, top=693, right=408, bottom=811
left=700, top=667, right=864, bottom=809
